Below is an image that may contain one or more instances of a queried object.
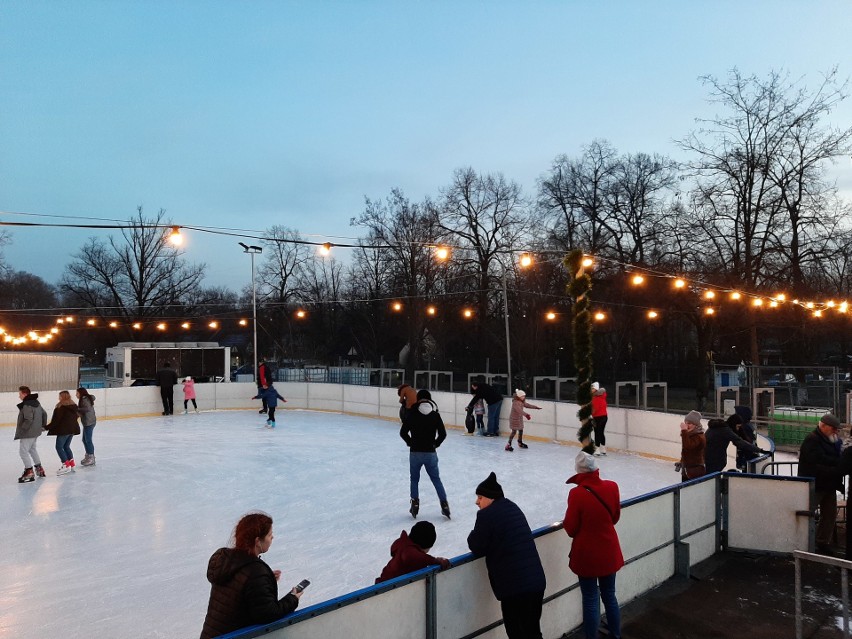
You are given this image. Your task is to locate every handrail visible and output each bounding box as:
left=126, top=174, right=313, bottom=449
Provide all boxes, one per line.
left=794, top=550, right=851, bottom=639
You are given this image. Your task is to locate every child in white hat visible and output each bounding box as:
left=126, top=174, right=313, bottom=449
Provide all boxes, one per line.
left=506, top=389, right=542, bottom=452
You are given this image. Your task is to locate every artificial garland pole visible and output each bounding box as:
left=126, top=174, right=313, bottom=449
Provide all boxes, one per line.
left=565, top=249, right=595, bottom=454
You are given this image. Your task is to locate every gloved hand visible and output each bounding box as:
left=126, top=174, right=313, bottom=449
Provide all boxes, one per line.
left=525, top=413, right=531, bottom=420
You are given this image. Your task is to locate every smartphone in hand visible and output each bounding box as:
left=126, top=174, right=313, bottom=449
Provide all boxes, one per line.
left=294, top=579, right=310, bottom=593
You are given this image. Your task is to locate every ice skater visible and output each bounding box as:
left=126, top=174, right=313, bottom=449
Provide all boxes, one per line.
left=155, top=361, right=178, bottom=415
left=591, top=382, right=609, bottom=456
left=183, top=376, right=199, bottom=414
left=45, top=390, right=81, bottom=475
left=15, top=386, right=48, bottom=483
left=76, top=387, right=97, bottom=466
left=252, top=383, right=287, bottom=427
left=400, top=389, right=450, bottom=519
left=506, top=389, right=541, bottom=452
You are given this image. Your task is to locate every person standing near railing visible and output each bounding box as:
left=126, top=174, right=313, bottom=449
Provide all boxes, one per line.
left=798, top=414, right=843, bottom=555
left=564, top=451, right=623, bottom=639
left=678, top=410, right=706, bottom=481
left=467, top=382, right=504, bottom=437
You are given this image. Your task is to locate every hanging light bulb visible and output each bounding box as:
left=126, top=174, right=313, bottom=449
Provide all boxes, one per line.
left=647, top=310, right=658, bottom=319
left=168, top=226, right=183, bottom=246
left=673, top=278, right=686, bottom=289
left=752, top=298, right=763, bottom=307
left=392, top=302, right=403, bottom=312
left=182, top=322, right=191, bottom=329
left=545, top=311, right=557, bottom=321
left=108, top=322, right=118, bottom=328
left=208, top=321, right=219, bottom=328
left=462, top=308, right=474, bottom=319
left=704, top=291, right=716, bottom=300
left=631, top=274, right=645, bottom=286
left=434, top=246, right=450, bottom=261
left=518, top=253, right=533, bottom=268
left=705, top=307, right=715, bottom=316
left=581, top=256, right=594, bottom=268
left=730, top=292, right=741, bottom=301
left=319, top=242, right=332, bottom=256
left=426, top=305, right=437, bottom=316
left=594, top=311, right=606, bottom=321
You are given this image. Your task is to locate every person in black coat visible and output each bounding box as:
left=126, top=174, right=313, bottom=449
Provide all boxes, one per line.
left=705, top=418, right=761, bottom=473
left=155, top=362, right=179, bottom=415
left=467, top=382, right=504, bottom=437
left=732, top=406, right=757, bottom=470
left=798, top=414, right=844, bottom=552
left=201, top=512, right=302, bottom=639
left=401, top=389, right=450, bottom=519
left=467, top=472, right=546, bottom=639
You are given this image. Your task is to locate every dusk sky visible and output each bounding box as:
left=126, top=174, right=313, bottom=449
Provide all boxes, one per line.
left=2, top=1, right=851, bottom=293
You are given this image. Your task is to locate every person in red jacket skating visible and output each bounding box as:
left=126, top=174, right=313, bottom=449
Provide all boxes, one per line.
left=564, top=451, right=624, bottom=639
left=591, top=382, right=608, bottom=456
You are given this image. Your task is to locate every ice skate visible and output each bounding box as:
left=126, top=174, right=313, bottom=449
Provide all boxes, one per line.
left=505, top=443, right=514, bottom=452
left=409, top=498, right=419, bottom=518
left=35, top=464, right=46, bottom=478
left=594, top=447, right=603, bottom=456
left=57, top=462, right=74, bottom=476
left=18, top=468, right=35, bottom=483
left=194, top=408, right=200, bottom=414
left=518, top=442, right=529, bottom=449
left=440, top=500, right=451, bottom=519
left=599, top=446, right=607, bottom=456
left=259, top=408, right=268, bottom=414
left=183, top=409, right=188, bottom=415
left=81, top=454, right=96, bottom=467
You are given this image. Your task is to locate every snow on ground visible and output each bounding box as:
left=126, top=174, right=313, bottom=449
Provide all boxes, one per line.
left=1, top=409, right=680, bottom=639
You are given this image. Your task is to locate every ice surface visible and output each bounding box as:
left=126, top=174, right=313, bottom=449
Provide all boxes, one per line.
left=1, top=409, right=680, bottom=639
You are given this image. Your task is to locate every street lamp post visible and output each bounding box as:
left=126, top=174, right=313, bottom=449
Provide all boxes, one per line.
left=501, top=267, right=512, bottom=395
left=239, top=242, right=263, bottom=383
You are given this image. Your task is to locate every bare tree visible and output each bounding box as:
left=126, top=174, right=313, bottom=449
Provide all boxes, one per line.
left=61, top=207, right=206, bottom=320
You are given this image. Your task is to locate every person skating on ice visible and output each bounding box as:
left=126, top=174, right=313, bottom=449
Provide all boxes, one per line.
left=183, top=376, right=199, bottom=414
left=400, top=389, right=450, bottom=519
left=506, top=389, right=541, bottom=452
left=76, top=387, right=98, bottom=466
left=252, top=383, right=287, bottom=428
left=45, top=390, right=81, bottom=475
left=14, top=385, right=48, bottom=483
left=591, top=382, right=609, bottom=456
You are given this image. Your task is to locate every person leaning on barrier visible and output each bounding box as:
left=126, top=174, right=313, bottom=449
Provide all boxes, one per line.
left=798, top=414, right=844, bottom=554
left=705, top=417, right=763, bottom=474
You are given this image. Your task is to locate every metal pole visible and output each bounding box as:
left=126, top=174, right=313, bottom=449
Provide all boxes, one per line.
left=251, top=251, right=258, bottom=384
left=502, top=267, right=512, bottom=395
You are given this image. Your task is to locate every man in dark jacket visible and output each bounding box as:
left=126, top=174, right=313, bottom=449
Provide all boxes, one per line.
left=705, top=418, right=761, bottom=473
left=798, top=414, right=843, bottom=552
left=401, top=389, right=450, bottom=519
left=15, top=386, right=48, bottom=482
left=467, top=382, right=504, bottom=437
left=467, top=472, right=546, bottom=639
left=155, top=362, right=179, bottom=415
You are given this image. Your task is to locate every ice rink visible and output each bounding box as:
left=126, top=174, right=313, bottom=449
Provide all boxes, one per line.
left=1, top=408, right=680, bottom=639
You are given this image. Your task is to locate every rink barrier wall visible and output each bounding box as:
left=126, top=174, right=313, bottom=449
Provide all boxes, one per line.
left=0, top=382, right=772, bottom=472
left=217, top=472, right=812, bottom=639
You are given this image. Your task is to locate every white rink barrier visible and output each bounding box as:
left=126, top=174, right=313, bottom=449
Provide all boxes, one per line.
left=0, top=383, right=772, bottom=471
left=217, top=473, right=812, bottom=639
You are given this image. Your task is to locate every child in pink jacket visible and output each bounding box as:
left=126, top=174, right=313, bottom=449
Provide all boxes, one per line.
left=506, top=389, right=541, bottom=451
left=182, top=377, right=199, bottom=414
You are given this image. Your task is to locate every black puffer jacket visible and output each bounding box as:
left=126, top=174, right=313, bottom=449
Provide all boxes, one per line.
left=798, top=429, right=843, bottom=494
left=468, top=383, right=503, bottom=407
left=200, top=548, right=298, bottom=639
left=400, top=400, right=447, bottom=453
left=467, top=498, right=546, bottom=600
left=705, top=418, right=760, bottom=473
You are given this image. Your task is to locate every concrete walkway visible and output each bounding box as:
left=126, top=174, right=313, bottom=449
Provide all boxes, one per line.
left=563, top=551, right=848, bottom=639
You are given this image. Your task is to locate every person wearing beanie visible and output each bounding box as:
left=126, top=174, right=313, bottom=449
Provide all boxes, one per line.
left=564, top=451, right=624, bottom=639
left=466, top=382, right=505, bottom=437
left=798, top=413, right=844, bottom=553
left=590, top=382, right=609, bottom=456
left=705, top=417, right=762, bottom=474
left=506, top=389, right=541, bottom=452
left=678, top=410, right=706, bottom=481
left=397, top=383, right=417, bottom=423
left=467, top=472, right=546, bottom=639
left=375, top=521, right=450, bottom=583
left=400, top=390, right=450, bottom=520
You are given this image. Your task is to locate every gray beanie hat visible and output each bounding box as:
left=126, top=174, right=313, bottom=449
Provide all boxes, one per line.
left=684, top=410, right=702, bottom=426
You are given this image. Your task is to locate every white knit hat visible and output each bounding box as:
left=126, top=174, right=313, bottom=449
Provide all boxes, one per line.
left=575, top=450, right=598, bottom=474
left=515, top=388, right=526, bottom=398
left=591, top=382, right=600, bottom=391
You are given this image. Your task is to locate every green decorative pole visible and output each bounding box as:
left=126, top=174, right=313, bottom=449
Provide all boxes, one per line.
left=565, top=249, right=595, bottom=454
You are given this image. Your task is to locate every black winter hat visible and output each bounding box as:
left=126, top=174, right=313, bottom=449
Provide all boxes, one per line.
left=416, top=389, right=432, bottom=401
left=475, top=472, right=504, bottom=499
left=409, top=521, right=437, bottom=549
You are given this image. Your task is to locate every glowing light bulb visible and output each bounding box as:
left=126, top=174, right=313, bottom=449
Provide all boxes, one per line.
left=674, top=278, right=686, bottom=289
left=704, top=291, right=716, bottom=300
left=594, top=312, right=606, bottom=321
left=392, top=302, right=403, bottom=312
left=182, top=322, right=191, bottom=329
left=319, top=242, right=332, bottom=256
left=156, top=323, right=166, bottom=331
left=168, top=226, right=183, bottom=246
left=132, top=323, right=142, bottom=330
left=752, top=298, right=763, bottom=307
left=426, top=306, right=437, bottom=316
left=295, top=310, right=306, bottom=319
left=86, top=319, right=96, bottom=326
left=434, top=246, right=450, bottom=261
left=208, top=321, right=219, bottom=328
left=546, top=311, right=557, bottom=321
left=519, top=253, right=533, bottom=268
left=632, top=275, right=644, bottom=286
left=705, top=307, right=715, bottom=315
left=647, top=310, right=658, bottom=319
left=462, top=309, right=473, bottom=318
left=238, top=319, right=247, bottom=326
left=730, top=292, right=741, bottom=300
left=108, top=322, right=118, bottom=328
left=581, top=256, right=594, bottom=268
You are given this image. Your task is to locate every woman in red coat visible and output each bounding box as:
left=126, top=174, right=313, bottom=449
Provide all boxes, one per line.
left=564, top=451, right=624, bottom=639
